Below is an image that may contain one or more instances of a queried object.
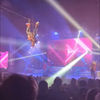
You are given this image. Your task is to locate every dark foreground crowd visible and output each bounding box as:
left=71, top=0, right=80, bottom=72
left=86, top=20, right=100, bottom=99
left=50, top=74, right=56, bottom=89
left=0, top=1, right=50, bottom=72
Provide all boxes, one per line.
left=0, top=74, right=100, bottom=100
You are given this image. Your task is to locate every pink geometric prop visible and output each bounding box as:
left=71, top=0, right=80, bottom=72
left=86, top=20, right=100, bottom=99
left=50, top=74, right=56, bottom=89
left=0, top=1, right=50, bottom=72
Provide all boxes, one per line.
left=0, top=51, right=8, bottom=69
left=47, top=38, right=92, bottom=66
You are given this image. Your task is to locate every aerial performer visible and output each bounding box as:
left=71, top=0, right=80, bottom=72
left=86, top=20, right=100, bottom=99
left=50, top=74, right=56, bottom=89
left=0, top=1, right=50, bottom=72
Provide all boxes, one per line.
left=26, top=19, right=39, bottom=47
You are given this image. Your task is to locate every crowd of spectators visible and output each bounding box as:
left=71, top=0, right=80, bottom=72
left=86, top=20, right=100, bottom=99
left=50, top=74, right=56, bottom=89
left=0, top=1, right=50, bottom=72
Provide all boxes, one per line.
left=0, top=74, right=100, bottom=100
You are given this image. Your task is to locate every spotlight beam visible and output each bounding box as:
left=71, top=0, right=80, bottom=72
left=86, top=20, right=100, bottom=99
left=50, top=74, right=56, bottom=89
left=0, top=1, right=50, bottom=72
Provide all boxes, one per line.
left=0, top=37, right=29, bottom=56
left=0, top=37, right=25, bottom=45
left=9, top=52, right=47, bottom=62
left=46, top=0, right=100, bottom=49
left=91, top=52, right=100, bottom=55
left=11, top=42, right=29, bottom=56
left=46, top=51, right=88, bottom=86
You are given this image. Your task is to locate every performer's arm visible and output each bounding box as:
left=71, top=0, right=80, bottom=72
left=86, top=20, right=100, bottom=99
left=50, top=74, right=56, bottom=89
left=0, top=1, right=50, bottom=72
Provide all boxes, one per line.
left=33, top=21, right=39, bottom=36
left=26, top=19, right=31, bottom=34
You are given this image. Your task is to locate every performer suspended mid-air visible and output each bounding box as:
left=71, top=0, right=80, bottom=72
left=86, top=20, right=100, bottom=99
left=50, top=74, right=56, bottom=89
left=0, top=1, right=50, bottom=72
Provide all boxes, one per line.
left=26, top=19, right=39, bottom=47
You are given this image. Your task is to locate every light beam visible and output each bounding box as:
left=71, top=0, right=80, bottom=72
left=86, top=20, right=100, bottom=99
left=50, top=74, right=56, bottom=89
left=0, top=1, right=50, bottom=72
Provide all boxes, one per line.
left=46, top=51, right=88, bottom=86
left=46, top=0, right=100, bottom=49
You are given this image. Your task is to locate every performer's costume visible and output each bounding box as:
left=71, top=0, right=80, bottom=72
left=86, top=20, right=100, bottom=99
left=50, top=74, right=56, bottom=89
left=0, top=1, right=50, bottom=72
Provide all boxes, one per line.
left=90, top=61, right=96, bottom=79
left=26, top=19, right=39, bottom=47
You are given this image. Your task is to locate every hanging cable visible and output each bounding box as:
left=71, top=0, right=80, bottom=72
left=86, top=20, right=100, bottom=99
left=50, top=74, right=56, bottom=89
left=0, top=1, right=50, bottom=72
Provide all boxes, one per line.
left=0, top=5, right=30, bottom=20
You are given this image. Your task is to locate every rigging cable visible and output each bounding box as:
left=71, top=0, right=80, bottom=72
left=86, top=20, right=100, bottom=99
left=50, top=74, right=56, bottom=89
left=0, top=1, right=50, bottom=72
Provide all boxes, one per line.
left=0, top=5, right=30, bottom=20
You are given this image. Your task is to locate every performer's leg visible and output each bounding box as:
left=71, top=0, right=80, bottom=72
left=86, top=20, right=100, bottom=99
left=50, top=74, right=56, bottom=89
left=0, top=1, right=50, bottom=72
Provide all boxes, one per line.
left=31, top=40, right=35, bottom=47
left=91, top=70, right=93, bottom=79
left=91, top=70, right=96, bottom=79
left=34, top=38, right=37, bottom=43
left=93, top=71, right=96, bottom=79
left=27, top=35, right=31, bottom=40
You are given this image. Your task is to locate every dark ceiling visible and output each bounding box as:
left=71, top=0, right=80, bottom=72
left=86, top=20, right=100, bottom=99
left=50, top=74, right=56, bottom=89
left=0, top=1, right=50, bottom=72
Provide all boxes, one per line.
left=0, top=0, right=100, bottom=44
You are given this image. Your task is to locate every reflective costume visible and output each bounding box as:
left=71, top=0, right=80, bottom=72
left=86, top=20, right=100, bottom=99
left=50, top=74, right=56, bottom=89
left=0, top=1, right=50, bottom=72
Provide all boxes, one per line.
left=26, top=20, right=39, bottom=46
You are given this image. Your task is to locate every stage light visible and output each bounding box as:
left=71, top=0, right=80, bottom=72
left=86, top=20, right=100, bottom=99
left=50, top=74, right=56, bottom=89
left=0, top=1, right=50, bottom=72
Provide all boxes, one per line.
left=51, top=31, right=59, bottom=40
left=37, top=41, right=40, bottom=44
left=46, top=51, right=88, bottom=86
left=36, top=34, right=39, bottom=37
left=77, top=31, right=81, bottom=38
left=78, top=30, right=83, bottom=37
left=28, top=46, right=36, bottom=54
left=54, top=32, right=59, bottom=35
left=46, top=0, right=100, bottom=49
left=79, top=30, right=82, bottom=33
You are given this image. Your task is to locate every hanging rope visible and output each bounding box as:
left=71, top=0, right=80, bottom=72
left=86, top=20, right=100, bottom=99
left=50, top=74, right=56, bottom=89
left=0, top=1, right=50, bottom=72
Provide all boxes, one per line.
left=0, top=5, right=30, bottom=20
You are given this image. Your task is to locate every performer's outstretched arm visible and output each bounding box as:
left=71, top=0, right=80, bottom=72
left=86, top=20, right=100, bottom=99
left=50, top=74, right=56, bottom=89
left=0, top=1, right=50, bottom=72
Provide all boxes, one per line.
left=33, top=21, right=39, bottom=36
left=26, top=19, right=31, bottom=34
left=26, top=19, right=32, bottom=41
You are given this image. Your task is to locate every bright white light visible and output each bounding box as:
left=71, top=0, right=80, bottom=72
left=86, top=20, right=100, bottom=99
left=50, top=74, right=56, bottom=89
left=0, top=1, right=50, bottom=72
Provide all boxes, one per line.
left=54, top=32, right=59, bottom=35
left=31, top=46, right=33, bottom=49
left=79, top=30, right=82, bottom=33
left=36, top=34, right=39, bottom=37
left=37, top=41, right=40, bottom=44
left=28, top=46, right=35, bottom=54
